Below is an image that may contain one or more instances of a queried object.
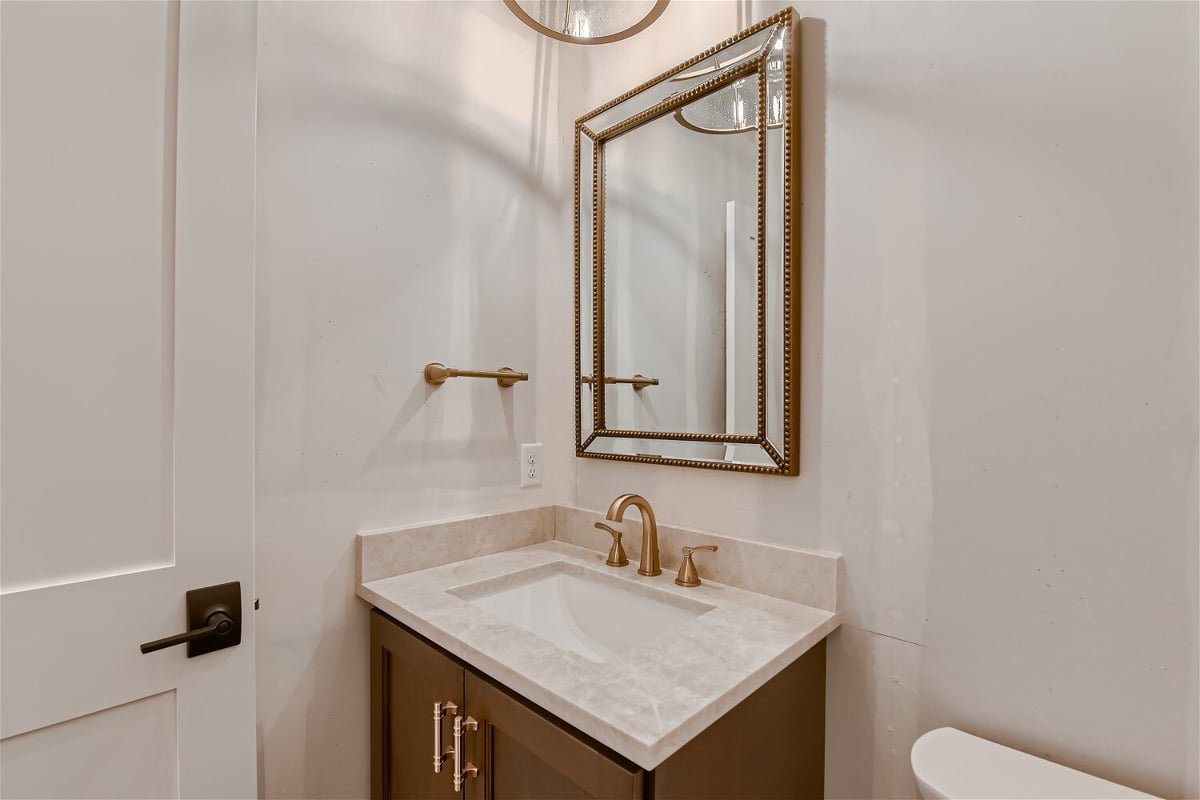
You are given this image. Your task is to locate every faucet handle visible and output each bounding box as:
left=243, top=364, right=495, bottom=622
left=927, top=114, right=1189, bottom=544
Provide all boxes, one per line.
left=594, top=522, right=629, bottom=567
left=675, top=545, right=718, bottom=587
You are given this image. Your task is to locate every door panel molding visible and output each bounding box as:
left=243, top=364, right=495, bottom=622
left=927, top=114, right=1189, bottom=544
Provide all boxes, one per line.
left=0, top=2, right=258, bottom=797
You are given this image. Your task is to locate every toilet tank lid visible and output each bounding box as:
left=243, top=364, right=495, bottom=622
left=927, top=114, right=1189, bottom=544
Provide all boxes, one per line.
left=910, top=728, right=1157, bottom=800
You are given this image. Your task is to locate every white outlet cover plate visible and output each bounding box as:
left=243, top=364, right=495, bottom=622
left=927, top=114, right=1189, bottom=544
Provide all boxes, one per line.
left=520, top=443, right=543, bottom=488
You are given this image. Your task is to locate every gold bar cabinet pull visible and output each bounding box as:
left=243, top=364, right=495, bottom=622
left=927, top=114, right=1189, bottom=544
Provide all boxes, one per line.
left=452, top=715, right=478, bottom=790
left=424, top=362, right=529, bottom=388
left=432, top=700, right=457, bottom=774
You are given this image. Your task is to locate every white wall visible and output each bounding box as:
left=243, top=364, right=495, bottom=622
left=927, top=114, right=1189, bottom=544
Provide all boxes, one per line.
left=568, top=1, right=1199, bottom=798
left=255, top=2, right=1198, bottom=798
left=253, top=3, right=574, bottom=796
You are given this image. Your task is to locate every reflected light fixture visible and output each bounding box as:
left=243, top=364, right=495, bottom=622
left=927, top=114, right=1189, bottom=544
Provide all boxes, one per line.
left=674, top=29, right=787, bottom=134
left=503, top=0, right=669, bottom=45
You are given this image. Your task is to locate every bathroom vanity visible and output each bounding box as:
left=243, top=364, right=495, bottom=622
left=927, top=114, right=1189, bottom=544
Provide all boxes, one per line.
left=371, top=609, right=824, bottom=800
left=358, top=16, right=823, bottom=792
left=357, top=506, right=842, bottom=800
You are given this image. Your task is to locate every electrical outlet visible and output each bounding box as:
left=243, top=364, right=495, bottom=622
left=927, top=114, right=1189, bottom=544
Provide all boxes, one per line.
left=520, top=443, right=543, bottom=488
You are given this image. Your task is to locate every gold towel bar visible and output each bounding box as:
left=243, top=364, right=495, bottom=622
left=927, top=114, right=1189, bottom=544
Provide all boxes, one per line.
left=580, top=374, right=659, bottom=390
left=424, top=362, right=528, bottom=388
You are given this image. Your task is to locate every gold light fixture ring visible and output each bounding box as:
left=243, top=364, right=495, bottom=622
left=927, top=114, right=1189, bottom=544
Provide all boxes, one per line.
left=503, top=0, right=669, bottom=45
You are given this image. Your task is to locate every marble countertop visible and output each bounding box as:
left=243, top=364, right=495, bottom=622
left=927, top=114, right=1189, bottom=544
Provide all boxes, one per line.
left=356, top=540, right=839, bottom=769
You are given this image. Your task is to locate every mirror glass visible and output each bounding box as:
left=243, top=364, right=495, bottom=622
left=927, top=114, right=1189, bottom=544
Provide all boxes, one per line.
left=575, top=11, right=799, bottom=474
left=602, top=74, right=759, bottom=436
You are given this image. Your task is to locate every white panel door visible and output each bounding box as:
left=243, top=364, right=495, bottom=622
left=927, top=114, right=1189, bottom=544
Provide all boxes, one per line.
left=0, top=1, right=257, bottom=797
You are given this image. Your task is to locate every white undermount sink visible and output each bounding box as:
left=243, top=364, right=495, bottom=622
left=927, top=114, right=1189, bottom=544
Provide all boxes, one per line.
left=448, top=561, right=715, bottom=663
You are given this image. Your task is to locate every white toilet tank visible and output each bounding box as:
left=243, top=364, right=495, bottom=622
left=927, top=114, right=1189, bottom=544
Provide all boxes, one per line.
left=910, top=727, right=1158, bottom=800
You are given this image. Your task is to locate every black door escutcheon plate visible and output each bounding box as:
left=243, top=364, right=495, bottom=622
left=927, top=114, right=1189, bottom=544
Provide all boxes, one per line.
left=186, top=581, right=242, bottom=657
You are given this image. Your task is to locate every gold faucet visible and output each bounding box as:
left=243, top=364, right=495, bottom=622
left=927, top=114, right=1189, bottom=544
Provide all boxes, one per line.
left=604, top=494, right=661, bottom=576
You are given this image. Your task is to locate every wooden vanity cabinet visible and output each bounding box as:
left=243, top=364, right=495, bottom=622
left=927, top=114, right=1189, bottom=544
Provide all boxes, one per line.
left=465, top=672, right=644, bottom=800
left=371, top=610, right=825, bottom=800
left=371, top=609, right=464, bottom=800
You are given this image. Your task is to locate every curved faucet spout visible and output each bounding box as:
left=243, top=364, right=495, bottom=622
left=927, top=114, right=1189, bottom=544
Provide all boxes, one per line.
left=605, top=494, right=661, bottom=576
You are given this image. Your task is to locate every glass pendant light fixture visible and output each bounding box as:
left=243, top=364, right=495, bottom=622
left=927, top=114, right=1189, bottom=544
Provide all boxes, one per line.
left=674, top=28, right=787, bottom=134
left=503, top=0, right=669, bottom=45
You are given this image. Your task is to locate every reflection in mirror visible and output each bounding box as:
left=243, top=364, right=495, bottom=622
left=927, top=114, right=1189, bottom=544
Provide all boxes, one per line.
left=584, top=435, right=778, bottom=469
left=603, top=71, right=759, bottom=436
left=575, top=11, right=799, bottom=474
left=581, top=24, right=779, bottom=134
left=577, top=129, right=596, bottom=444
left=675, top=42, right=787, bottom=133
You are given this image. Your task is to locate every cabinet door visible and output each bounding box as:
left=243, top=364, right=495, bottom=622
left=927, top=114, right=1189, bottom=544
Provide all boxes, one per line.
left=462, top=671, right=644, bottom=800
left=652, top=639, right=826, bottom=799
left=371, top=611, right=464, bottom=800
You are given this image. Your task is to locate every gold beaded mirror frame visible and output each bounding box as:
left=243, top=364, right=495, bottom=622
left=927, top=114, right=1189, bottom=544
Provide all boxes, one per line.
left=575, top=10, right=800, bottom=475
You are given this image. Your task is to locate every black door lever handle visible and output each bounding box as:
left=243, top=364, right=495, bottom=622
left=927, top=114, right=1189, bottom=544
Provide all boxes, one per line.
left=139, top=581, right=242, bottom=658
left=140, top=611, right=233, bottom=654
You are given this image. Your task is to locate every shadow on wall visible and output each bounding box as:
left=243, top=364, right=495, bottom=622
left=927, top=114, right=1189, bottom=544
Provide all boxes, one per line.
left=255, top=2, right=563, bottom=500
left=743, top=11, right=827, bottom=525
left=781, top=15, right=927, bottom=800
left=253, top=3, right=564, bottom=799
left=795, top=14, right=827, bottom=482
left=305, top=544, right=370, bottom=798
